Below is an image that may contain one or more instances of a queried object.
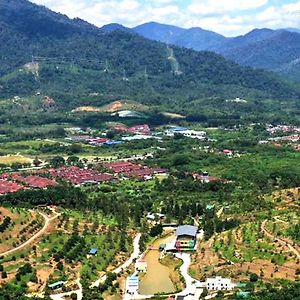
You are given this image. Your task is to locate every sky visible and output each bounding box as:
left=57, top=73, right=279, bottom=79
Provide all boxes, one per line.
left=31, top=0, right=300, bottom=36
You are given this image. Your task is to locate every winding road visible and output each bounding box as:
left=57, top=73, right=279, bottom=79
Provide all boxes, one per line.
left=49, top=234, right=141, bottom=300
left=0, top=207, right=61, bottom=257
left=91, top=233, right=141, bottom=287
left=50, top=278, right=82, bottom=300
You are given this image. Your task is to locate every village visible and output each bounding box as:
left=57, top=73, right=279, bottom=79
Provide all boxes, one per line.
left=0, top=117, right=299, bottom=300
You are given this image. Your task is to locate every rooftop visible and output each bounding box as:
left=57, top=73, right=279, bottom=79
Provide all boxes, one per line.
left=48, top=281, right=65, bottom=288
left=176, top=225, right=198, bottom=237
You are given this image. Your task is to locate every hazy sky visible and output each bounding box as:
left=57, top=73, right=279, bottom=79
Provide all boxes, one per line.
left=31, top=0, right=300, bottom=36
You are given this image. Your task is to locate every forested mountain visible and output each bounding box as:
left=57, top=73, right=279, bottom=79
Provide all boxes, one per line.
left=127, top=22, right=300, bottom=82
left=214, top=30, right=300, bottom=82
left=133, top=22, right=226, bottom=51
left=133, top=22, right=185, bottom=44
left=0, top=0, right=299, bottom=115
left=100, top=23, right=133, bottom=34
left=285, top=28, right=300, bottom=34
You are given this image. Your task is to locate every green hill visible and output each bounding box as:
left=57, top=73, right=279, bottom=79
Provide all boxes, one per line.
left=0, top=0, right=299, bottom=124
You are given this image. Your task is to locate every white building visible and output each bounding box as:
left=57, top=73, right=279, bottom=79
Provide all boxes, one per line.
left=205, top=276, right=235, bottom=291
left=135, top=260, right=147, bottom=272
left=126, top=275, right=139, bottom=295
left=181, top=130, right=206, bottom=140
left=166, top=127, right=206, bottom=140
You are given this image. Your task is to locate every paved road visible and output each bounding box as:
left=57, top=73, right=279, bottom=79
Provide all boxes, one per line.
left=0, top=208, right=60, bottom=257
left=49, top=233, right=141, bottom=300
left=91, top=233, right=141, bottom=288
left=125, top=252, right=203, bottom=300
left=175, top=253, right=203, bottom=299
left=50, top=278, right=82, bottom=300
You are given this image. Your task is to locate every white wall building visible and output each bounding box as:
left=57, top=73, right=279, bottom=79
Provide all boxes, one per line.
left=166, top=128, right=206, bottom=140
left=205, top=276, right=235, bottom=291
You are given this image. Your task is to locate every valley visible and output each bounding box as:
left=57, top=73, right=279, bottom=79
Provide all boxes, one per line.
left=0, top=1, right=299, bottom=300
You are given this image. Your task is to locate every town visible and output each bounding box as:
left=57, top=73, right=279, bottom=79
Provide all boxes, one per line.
left=0, top=115, right=299, bottom=300
left=0, top=0, right=300, bottom=299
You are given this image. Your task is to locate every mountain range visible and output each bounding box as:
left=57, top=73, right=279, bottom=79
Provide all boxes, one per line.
left=0, top=0, right=299, bottom=124
left=101, top=22, right=300, bottom=82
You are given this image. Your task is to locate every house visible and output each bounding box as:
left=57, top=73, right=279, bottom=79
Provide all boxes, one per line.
left=89, top=248, right=98, bottom=256
left=48, top=281, right=65, bottom=290
left=205, top=276, right=235, bottom=291
left=223, top=149, right=233, bottom=157
left=192, top=172, right=219, bottom=183
left=48, top=166, right=114, bottom=185
left=126, top=275, right=139, bottom=295
left=0, top=179, right=23, bottom=195
left=175, top=225, right=198, bottom=251
left=112, top=110, right=146, bottom=118
left=135, top=259, right=147, bottom=272
left=146, top=212, right=165, bottom=221
left=166, top=127, right=206, bottom=140
left=104, top=140, right=123, bottom=146
left=19, top=175, right=57, bottom=189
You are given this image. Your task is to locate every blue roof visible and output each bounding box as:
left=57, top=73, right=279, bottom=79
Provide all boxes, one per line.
left=176, top=225, right=198, bottom=237
left=89, top=248, right=98, bottom=254
left=128, top=275, right=139, bottom=282
left=237, top=291, right=250, bottom=298
left=105, top=140, right=123, bottom=145
left=170, top=127, right=187, bottom=132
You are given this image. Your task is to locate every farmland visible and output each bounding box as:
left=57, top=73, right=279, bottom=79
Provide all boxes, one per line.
left=0, top=121, right=299, bottom=299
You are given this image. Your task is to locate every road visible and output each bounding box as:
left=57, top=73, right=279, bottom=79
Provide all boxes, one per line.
left=175, top=253, right=203, bottom=299
left=125, top=247, right=203, bottom=300
left=0, top=207, right=60, bottom=257
left=49, top=233, right=141, bottom=300
left=91, top=233, right=141, bottom=287
left=50, top=278, right=82, bottom=300
left=261, top=219, right=300, bottom=259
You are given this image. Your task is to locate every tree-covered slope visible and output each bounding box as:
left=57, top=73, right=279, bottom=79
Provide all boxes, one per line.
left=217, top=31, right=300, bottom=82
left=130, top=22, right=300, bottom=82
left=0, top=0, right=299, bottom=112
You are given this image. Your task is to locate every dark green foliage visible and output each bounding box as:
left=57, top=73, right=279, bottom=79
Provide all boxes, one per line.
left=149, top=223, right=163, bottom=237
left=0, top=216, right=11, bottom=232
left=250, top=273, right=259, bottom=282
left=0, top=184, right=87, bottom=208
left=0, top=0, right=299, bottom=117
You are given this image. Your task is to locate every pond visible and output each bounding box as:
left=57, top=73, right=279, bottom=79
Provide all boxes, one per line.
left=139, top=232, right=176, bottom=295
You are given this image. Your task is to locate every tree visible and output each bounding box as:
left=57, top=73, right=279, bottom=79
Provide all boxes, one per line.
left=201, top=288, right=208, bottom=298
left=250, top=273, right=258, bottom=282
left=33, top=157, right=42, bottom=167
left=67, top=156, right=80, bottom=166
left=1, top=271, right=7, bottom=278
left=11, top=162, right=23, bottom=171
left=149, top=223, right=163, bottom=237
left=48, top=156, right=65, bottom=168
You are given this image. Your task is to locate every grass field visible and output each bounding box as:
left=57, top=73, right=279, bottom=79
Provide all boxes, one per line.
left=0, top=155, right=32, bottom=165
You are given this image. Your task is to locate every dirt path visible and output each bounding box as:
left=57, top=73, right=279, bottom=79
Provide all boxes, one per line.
left=261, top=219, right=300, bottom=259
left=0, top=207, right=60, bottom=257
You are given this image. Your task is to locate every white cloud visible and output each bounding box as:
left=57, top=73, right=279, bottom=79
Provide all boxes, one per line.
left=255, top=1, right=300, bottom=28
left=30, top=0, right=300, bottom=36
left=187, top=0, right=269, bottom=15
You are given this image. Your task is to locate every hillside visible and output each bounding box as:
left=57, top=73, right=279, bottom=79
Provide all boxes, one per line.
left=214, top=30, right=300, bottom=81
left=133, top=22, right=185, bottom=44
left=0, top=0, right=299, bottom=118
left=129, top=22, right=300, bottom=82
left=133, top=22, right=226, bottom=51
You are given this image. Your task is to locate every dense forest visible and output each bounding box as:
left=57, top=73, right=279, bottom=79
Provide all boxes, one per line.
left=0, top=0, right=300, bottom=118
